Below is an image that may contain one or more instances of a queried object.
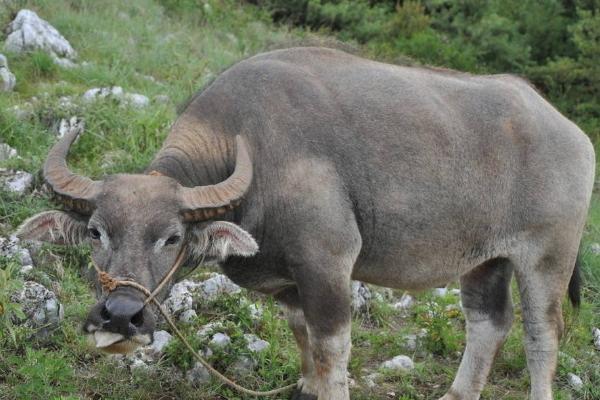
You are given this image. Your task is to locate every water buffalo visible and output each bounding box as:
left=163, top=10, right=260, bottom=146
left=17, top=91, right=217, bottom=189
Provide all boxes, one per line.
left=17, top=47, right=594, bottom=399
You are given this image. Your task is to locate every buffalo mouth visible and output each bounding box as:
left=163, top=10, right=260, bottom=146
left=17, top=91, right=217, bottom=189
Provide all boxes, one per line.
left=85, top=327, right=152, bottom=354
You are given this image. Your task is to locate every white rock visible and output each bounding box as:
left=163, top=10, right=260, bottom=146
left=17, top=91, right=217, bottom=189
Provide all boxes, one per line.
left=432, top=287, right=448, bottom=297
left=4, top=10, right=76, bottom=62
left=0, top=235, right=32, bottom=265
left=186, top=362, right=211, bottom=387
left=10, top=281, right=64, bottom=337
left=154, top=94, right=170, bottom=104
left=593, top=327, right=600, bottom=350
left=351, top=281, right=371, bottom=312
left=567, top=373, right=583, bottom=391
left=179, top=309, right=197, bottom=323
left=164, top=280, right=197, bottom=315
left=244, top=333, right=270, bottom=353
left=150, top=330, right=172, bottom=354
left=231, top=356, right=256, bottom=375
left=381, top=355, right=414, bottom=372
left=449, top=288, right=461, bottom=296
left=403, top=334, right=418, bottom=352
left=9, top=104, right=34, bottom=120
left=209, top=332, right=231, bottom=348
left=3, top=170, right=33, bottom=194
left=82, top=86, right=149, bottom=108
left=123, top=93, right=149, bottom=108
left=364, top=372, right=382, bottom=388
left=248, top=303, right=263, bottom=320
left=196, top=321, right=223, bottom=338
left=559, top=352, right=576, bottom=368
left=19, top=264, right=33, bottom=275
left=590, top=243, right=600, bottom=255
left=130, top=358, right=148, bottom=370
left=198, top=274, right=241, bottom=301
left=0, top=143, right=18, bottom=160
left=0, top=54, right=16, bottom=92
left=394, top=293, right=415, bottom=311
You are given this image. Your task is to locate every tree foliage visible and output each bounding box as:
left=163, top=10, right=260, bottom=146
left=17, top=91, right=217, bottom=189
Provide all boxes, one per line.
left=252, top=0, right=600, bottom=142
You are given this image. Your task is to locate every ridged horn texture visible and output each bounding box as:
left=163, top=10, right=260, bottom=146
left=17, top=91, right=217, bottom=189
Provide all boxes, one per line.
left=179, top=135, right=253, bottom=222
left=43, top=120, right=101, bottom=215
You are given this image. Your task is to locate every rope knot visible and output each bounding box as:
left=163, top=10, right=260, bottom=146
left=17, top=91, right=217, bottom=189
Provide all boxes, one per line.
left=98, top=271, right=118, bottom=292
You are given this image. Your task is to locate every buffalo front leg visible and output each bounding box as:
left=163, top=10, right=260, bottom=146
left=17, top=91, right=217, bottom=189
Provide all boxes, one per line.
left=300, top=273, right=352, bottom=400
left=278, top=294, right=319, bottom=400
left=440, top=258, right=514, bottom=400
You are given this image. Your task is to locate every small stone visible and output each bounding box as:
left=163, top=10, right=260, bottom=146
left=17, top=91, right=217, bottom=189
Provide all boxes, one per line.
left=130, top=358, right=148, bottom=370
left=0, top=54, right=16, bottom=92
left=123, top=93, right=149, bottom=108
left=248, top=303, right=263, bottom=320
left=82, top=86, right=148, bottom=108
left=244, top=333, right=270, bottom=353
left=154, top=94, right=170, bottom=104
left=567, top=373, right=583, bottom=391
left=381, top=355, right=414, bottom=372
left=10, top=281, right=64, bottom=337
left=19, top=264, right=33, bottom=275
left=198, top=274, right=241, bottom=301
left=593, top=327, right=600, bottom=350
left=393, top=293, right=415, bottom=311
left=149, top=330, right=172, bottom=354
left=432, top=287, right=448, bottom=297
left=164, top=280, right=197, bottom=316
left=196, top=321, right=223, bottom=338
left=351, top=281, right=371, bottom=312
left=4, top=10, right=77, bottom=59
left=209, top=332, right=231, bottom=349
left=186, top=362, right=211, bottom=387
left=2, top=171, right=33, bottom=194
left=0, top=143, right=18, bottom=161
left=559, top=352, right=576, bottom=369
left=449, top=288, right=461, bottom=296
left=179, top=309, right=197, bottom=323
left=403, top=334, right=418, bottom=352
left=231, top=356, right=256, bottom=375
left=364, top=372, right=382, bottom=388
left=590, top=243, right=600, bottom=255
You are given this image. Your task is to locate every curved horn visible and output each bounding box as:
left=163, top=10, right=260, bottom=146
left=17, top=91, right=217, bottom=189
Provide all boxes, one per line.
left=44, top=120, right=101, bottom=215
left=179, top=135, right=253, bottom=222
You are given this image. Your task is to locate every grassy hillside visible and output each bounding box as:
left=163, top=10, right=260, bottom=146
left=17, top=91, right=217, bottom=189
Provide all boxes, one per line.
left=0, top=1, right=599, bottom=399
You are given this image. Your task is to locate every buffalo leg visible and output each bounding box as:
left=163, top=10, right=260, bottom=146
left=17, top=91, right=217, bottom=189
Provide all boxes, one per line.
left=514, top=248, right=577, bottom=400
left=441, top=258, right=514, bottom=400
left=281, top=301, right=319, bottom=400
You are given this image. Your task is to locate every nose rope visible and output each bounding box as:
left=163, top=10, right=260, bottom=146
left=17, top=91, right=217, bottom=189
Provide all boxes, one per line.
left=90, top=245, right=297, bottom=397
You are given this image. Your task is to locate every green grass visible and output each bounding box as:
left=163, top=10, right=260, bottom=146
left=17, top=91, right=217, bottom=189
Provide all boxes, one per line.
left=1, top=0, right=599, bottom=399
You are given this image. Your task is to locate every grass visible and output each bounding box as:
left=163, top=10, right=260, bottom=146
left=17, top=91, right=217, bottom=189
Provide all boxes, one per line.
left=0, top=0, right=599, bottom=399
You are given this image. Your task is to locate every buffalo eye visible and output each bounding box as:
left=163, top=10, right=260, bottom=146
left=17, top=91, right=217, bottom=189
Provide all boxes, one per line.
left=165, top=235, right=180, bottom=246
left=88, top=227, right=101, bottom=240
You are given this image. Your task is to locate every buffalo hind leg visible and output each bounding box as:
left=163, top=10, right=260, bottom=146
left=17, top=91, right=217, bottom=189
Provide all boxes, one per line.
left=440, top=258, right=514, bottom=400
left=515, top=249, right=577, bottom=400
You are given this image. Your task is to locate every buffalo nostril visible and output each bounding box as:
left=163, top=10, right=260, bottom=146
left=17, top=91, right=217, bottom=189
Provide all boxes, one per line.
left=100, top=305, right=111, bottom=321
left=131, top=309, right=144, bottom=327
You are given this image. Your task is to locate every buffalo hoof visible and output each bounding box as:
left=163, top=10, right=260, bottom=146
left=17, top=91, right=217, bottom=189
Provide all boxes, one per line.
left=290, top=388, right=318, bottom=400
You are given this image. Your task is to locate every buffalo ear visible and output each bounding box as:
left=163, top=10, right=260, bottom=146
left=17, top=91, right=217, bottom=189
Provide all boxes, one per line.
left=16, top=210, right=89, bottom=245
left=191, top=221, right=258, bottom=261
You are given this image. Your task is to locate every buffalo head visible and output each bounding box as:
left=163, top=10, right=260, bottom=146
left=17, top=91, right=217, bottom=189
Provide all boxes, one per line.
left=17, top=125, right=258, bottom=353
